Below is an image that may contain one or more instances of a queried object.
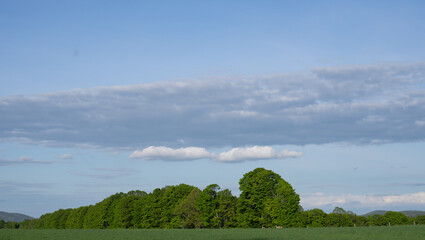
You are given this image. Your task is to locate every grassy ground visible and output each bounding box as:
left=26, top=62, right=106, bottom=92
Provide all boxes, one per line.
left=1, top=226, right=424, bottom=240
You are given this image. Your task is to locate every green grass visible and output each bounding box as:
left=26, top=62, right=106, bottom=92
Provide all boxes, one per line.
left=1, top=226, right=425, bottom=240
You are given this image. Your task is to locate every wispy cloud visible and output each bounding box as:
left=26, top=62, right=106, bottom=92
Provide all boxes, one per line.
left=1, top=62, right=425, bottom=149
left=391, top=182, right=425, bottom=187
left=415, top=121, right=425, bottom=126
left=58, top=154, right=73, bottom=159
left=130, top=145, right=301, bottom=162
left=301, top=192, right=425, bottom=209
left=0, top=180, right=54, bottom=193
left=0, top=156, right=53, bottom=166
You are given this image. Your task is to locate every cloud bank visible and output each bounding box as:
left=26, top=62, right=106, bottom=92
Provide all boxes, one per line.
left=130, top=146, right=301, bottom=162
left=301, top=192, right=425, bottom=209
left=1, top=62, right=425, bottom=149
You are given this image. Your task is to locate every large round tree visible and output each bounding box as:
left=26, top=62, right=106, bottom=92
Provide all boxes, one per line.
left=238, top=168, right=300, bottom=228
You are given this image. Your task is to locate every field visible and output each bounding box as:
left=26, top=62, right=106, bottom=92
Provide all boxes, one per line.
left=1, top=226, right=424, bottom=240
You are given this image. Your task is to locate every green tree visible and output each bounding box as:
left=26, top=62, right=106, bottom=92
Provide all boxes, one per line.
left=367, top=215, right=388, bottom=226
left=238, top=168, right=300, bottom=228
left=332, top=207, right=347, bottom=214
left=57, top=209, right=72, bottom=228
left=212, top=189, right=238, bottom=228
left=350, top=215, right=368, bottom=227
left=326, top=213, right=353, bottom=227
left=384, top=211, right=409, bottom=226
left=197, top=184, right=220, bottom=228
left=105, top=192, right=127, bottom=228
left=34, top=213, right=48, bottom=228
left=297, top=208, right=327, bottom=227
left=0, top=220, right=5, bottom=229
left=415, top=215, right=425, bottom=225
left=35, top=209, right=72, bottom=229
left=5, top=221, right=19, bottom=229
left=82, top=192, right=126, bottom=229
left=66, top=206, right=89, bottom=229
left=132, top=191, right=158, bottom=228
left=21, top=219, right=37, bottom=229
left=83, top=203, right=107, bottom=229
left=111, top=194, right=138, bottom=228
left=132, top=184, right=195, bottom=228
left=174, top=188, right=201, bottom=228
left=158, top=184, right=195, bottom=228
left=325, top=207, right=354, bottom=227
left=128, top=190, right=147, bottom=198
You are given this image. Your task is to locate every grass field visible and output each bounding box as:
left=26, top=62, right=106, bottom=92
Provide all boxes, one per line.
left=1, top=226, right=424, bottom=240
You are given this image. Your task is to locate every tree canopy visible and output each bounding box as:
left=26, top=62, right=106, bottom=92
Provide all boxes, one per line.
left=10, top=168, right=424, bottom=229
left=238, top=168, right=300, bottom=228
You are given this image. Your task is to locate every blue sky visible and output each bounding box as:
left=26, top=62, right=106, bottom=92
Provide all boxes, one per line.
left=1, top=0, right=425, bottom=218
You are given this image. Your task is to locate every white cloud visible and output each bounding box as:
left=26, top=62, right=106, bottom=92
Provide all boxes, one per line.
left=215, top=146, right=302, bottom=162
left=130, top=146, right=214, bottom=161
left=301, top=192, right=425, bottom=209
left=217, top=146, right=276, bottom=162
left=58, top=154, right=73, bottom=159
left=130, top=145, right=302, bottom=162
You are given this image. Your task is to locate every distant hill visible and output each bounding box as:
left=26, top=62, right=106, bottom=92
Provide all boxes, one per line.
left=363, top=210, right=425, bottom=218
left=0, top=211, right=34, bottom=222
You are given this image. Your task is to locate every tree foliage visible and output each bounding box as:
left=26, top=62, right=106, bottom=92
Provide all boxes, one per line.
left=174, top=188, right=201, bottom=228
left=13, top=168, right=425, bottom=229
left=238, top=168, right=300, bottom=228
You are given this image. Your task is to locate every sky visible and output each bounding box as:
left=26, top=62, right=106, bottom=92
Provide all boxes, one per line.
left=1, top=0, right=425, bottom=218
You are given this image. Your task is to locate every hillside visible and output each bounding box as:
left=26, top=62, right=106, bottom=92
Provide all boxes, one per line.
left=0, top=211, right=34, bottom=222
left=363, top=210, right=425, bottom=218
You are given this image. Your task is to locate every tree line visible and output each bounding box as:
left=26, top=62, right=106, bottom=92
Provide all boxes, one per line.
left=4, top=168, right=425, bottom=229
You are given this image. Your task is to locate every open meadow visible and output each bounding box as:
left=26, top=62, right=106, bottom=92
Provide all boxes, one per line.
left=1, top=226, right=425, bottom=240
